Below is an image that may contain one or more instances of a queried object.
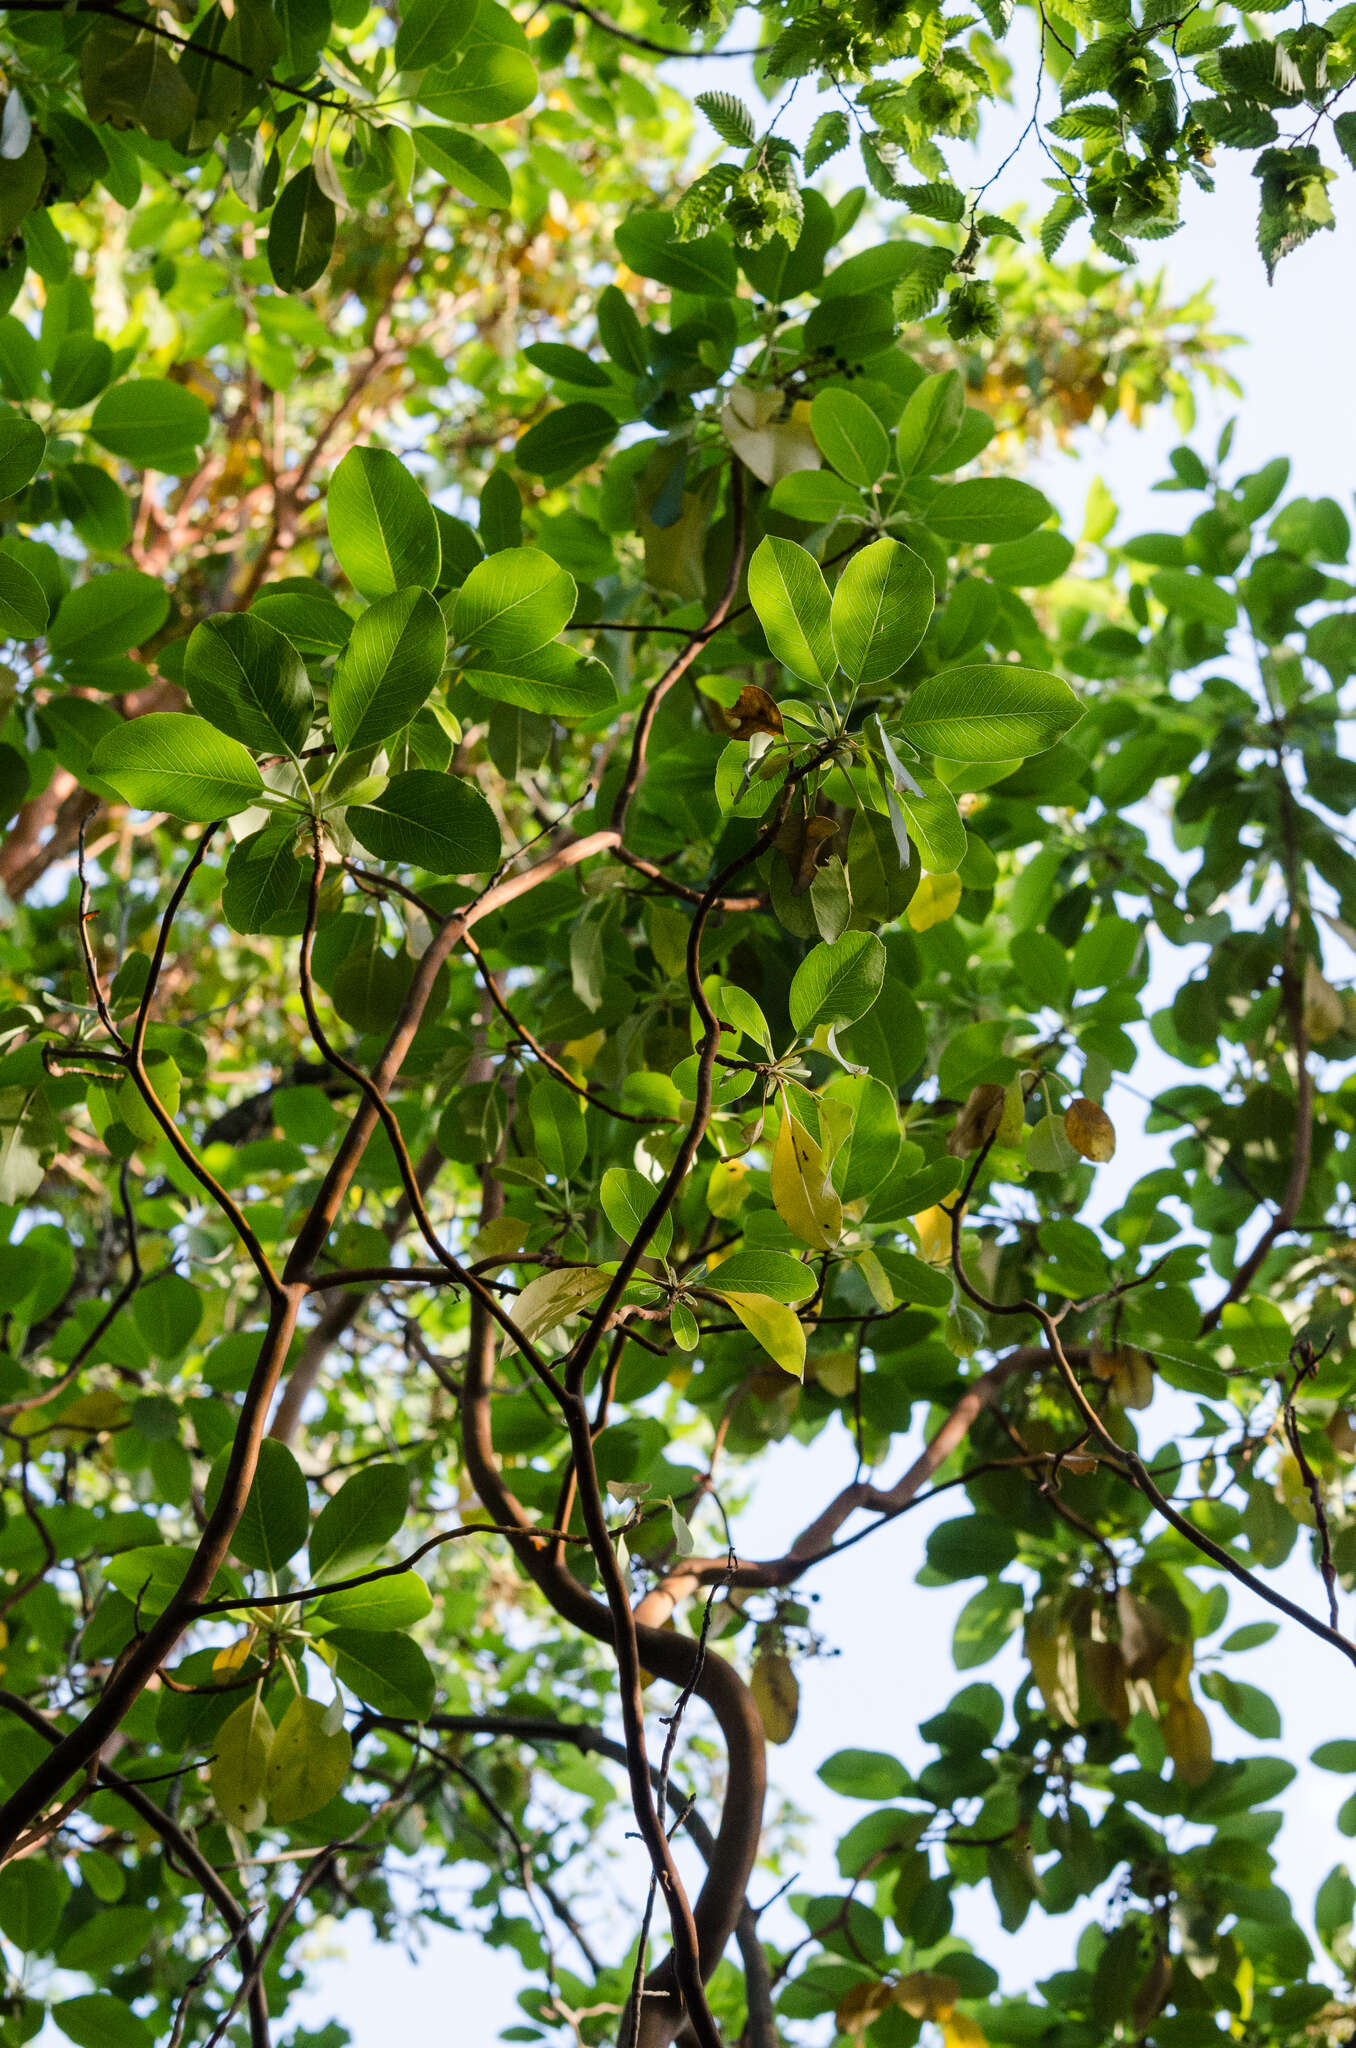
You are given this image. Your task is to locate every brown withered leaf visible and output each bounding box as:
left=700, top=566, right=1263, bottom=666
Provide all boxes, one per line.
left=893, top=1971, right=960, bottom=2020
left=1092, top=1345, right=1154, bottom=1409
left=837, top=1981, right=896, bottom=2035
left=1064, top=1096, right=1116, bottom=1162
left=947, top=1082, right=1008, bottom=1158
left=1082, top=1639, right=1131, bottom=1729
left=724, top=684, right=784, bottom=740
left=751, top=1650, right=799, bottom=1745
left=1303, top=957, right=1346, bottom=1044
left=1116, top=1586, right=1170, bottom=1679
left=1132, top=1947, right=1173, bottom=2030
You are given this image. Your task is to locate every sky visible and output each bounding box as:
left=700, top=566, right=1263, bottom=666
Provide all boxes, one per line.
left=287, top=17, right=1356, bottom=2044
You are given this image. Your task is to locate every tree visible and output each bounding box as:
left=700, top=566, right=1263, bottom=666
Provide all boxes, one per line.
left=0, top=1, right=1352, bottom=2046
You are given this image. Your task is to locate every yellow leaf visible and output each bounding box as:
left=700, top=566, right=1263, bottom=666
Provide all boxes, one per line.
left=266, top=1696, right=352, bottom=1823
left=854, top=1247, right=894, bottom=1311
left=1064, top=1096, right=1116, bottom=1162
left=996, top=1077, right=1026, bottom=1147
left=908, top=870, right=962, bottom=930
left=467, top=1215, right=527, bottom=1264
left=1025, top=1602, right=1079, bottom=1725
left=751, top=1650, right=799, bottom=1744
left=212, top=1634, right=256, bottom=1677
left=563, top=1029, right=606, bottom=1070
left=943, top=2014, right=989, bottom=2048
left=1162, top=1694, right=1213, bottom=1785
left=706, top=1157, right=749, bottom=1219
left=723, top=1291, right=805, bottom=1379
left=912, top=1203, right=954, bottom=1266
left=211, top=1694, right=273, bottom=1832
left=772, top=1110, right=841, bottom=1250
left=810, top=1349, right=858, bottom=1397
left=507, top=1266, right=610, bottom=1349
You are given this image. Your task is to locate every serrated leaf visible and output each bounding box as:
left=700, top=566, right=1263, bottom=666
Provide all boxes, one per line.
left=695, top=90, right=755, bottom=148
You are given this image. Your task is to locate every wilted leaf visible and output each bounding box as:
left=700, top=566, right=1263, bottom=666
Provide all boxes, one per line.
left=948, top=1082, right=1007, bottom=1157
left=751, top=1650, right=799, bottom=1743
left=724, top=684, right=784, bottom=739
left=772, top=1110, right=842, bottom=1249
left=1064, top=1096, right=1115, bottom=1162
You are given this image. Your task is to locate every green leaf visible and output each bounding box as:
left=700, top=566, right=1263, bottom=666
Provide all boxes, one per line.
left=57, top=1905, right=156, bottom=1972
left=895, top=369, right=965, bottom=476
left=451, top=545, right=576, bottom=659
left=421, top=43, right=537, bottom=124
left=53, top=1997, right=154, bottom=2048
left=330, top=1627, right=436, bottom=1719
left=614, top=209, right=737, bottom=295
left=210, top=1694, right=273, bottom=1832
left=952, top=1580, right=1024, bottom=1669
left=49, top=569, right=168, bottom=660
left=465, top=644, right=614, bottom=718
left=329, top=446, right=442, bottom=600
left=830, top=538, right=934, bottom=685
left=208, top=1437, right=310, bottom=1573
left=103, top=1543, right=241, bottom=1613
left=702, top=1248, right=815, bottom=1305
left=0, top=550, right=47, bottom=638
left=1313, top=1741, right=1356, bottom=1774
left=747, top=535, right=835, bottom=687
left=90, top=379, right=210, bottom=472
left=897, top=665, right=1081, bottom=761
left=268, top=166, right=336, bottom=293
left=819, top=1748, right=911, bottom=1800
left=809, top=389, right=890, bottom=487
left=600, top=1165, right=672, bottom=1258
left=896, top=776, right=966, bottom=872
left=768, top=471, right=866, bottom=523
left=395, top=0, right=475, bottom=70
left=805, top=109, right=850, bottom=175
left=348, top=768, right=501, bottom=873
left=789, top=931, right=886, bottom=1034
left=316, top=1571, right=433, bottom=1631
left=412, top=125, right=511, bottom=206
left=529, top=1075, right=586, bottom=1179
left=222, top=826, right=310, bottom=934
left=0, top=411, right=45, bottom=496
left=310, top=1462, right=409, bottom=1579
left=331, top=587, right=447, bottom=753
left=1150, top=568, right=1236, bottom=627
left=695, top=89, right=756, bottom=147
left=1200, top=1671, right=1281, bottom=1741
left=722, top=1291, right=805, bottom=1378
left=985, top=532, right=1076, bottom=586
left=90, top=713, right=265, bottom=822
left=924, top=478, right=1057, bottom=544
left=0, top=1858, right=67, bottom=1952
left=265, top=1695, right=353, bottom=1821
left=515, top=403, right=617, bottom=479
left=184, top=612, right=313, bottom=756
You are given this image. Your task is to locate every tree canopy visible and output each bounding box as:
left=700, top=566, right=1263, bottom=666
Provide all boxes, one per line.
left=0, top=2, right=1352, bottom=2047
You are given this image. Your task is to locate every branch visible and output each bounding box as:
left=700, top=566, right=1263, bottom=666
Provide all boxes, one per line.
left=555, top=0, right=771, bottom=60
left=0, top=1691, right=269, bottom=2048
left=0, top=0, right=341, bottom=108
